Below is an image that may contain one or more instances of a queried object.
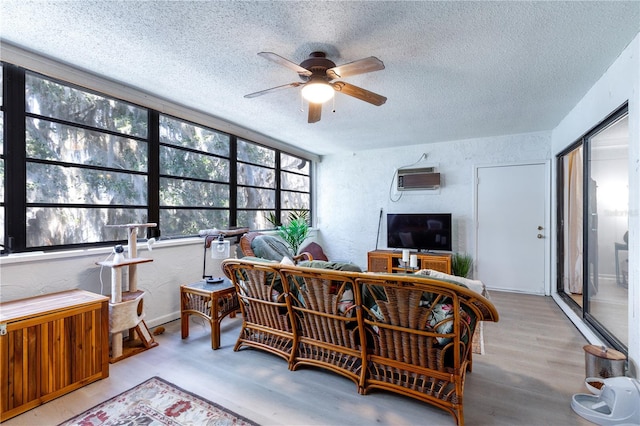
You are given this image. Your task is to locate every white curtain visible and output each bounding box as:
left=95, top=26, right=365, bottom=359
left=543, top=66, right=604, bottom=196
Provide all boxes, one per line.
left=565, top=148, right=583, bottom=294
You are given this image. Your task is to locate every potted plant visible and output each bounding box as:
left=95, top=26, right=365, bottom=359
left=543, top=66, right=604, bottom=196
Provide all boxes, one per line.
left=451, top=253, right=474, bottom=278
left=266, top=210, right=310, bottom=255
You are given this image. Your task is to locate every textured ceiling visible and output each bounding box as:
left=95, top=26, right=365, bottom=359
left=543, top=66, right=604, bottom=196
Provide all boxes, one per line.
left=1, top=1, right=639, bottom=156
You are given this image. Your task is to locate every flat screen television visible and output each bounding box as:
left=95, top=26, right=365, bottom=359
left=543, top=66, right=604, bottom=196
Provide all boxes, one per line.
left=387, top=213, right=452, bottom=252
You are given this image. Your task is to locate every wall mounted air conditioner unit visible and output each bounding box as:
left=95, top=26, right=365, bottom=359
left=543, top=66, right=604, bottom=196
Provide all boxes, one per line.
left=397, top=166, right=441, bottom=191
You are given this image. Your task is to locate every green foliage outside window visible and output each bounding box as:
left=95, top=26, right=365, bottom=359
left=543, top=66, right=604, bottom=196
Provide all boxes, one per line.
left=1, top=64, right=311, bottom=251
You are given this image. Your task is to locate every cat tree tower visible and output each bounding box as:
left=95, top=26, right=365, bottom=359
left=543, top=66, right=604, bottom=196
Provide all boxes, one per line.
left=98, top=223, right=158, bottom=363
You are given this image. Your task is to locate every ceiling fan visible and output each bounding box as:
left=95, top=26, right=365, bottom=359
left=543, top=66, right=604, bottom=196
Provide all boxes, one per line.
left=244, top=51, right=387, bottom=123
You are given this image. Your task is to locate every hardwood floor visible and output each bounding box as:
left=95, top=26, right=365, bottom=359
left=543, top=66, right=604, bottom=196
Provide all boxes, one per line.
left=5, top=291, right=594, bottom=425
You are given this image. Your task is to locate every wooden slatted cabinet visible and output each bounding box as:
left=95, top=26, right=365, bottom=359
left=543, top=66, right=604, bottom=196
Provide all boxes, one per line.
left=0, top=289, right=109, bottom=421
left=367, top=250, right=452, bottom=274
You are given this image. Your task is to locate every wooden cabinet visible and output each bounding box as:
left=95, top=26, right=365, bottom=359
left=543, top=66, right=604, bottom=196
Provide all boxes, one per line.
left=0, top=290, right=109, bottom=421
left=367, top=250, right=452, bottom=274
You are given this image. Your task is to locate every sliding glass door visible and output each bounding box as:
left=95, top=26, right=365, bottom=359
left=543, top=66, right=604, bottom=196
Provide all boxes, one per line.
left=557, top=105, right=629, bottom=351
left=585, top=112, right=629, bottom=348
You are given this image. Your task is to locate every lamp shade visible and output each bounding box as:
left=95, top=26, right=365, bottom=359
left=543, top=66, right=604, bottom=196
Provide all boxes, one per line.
left=202, top=234, right=231, bottom=282
left=211, top=239, right=230, bottom=259
left=301, top=81, right=334, bottom=104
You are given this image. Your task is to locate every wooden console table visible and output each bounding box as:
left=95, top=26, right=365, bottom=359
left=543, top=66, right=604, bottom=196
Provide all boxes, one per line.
left=0, top=290, right=109, bottom=421
left=367, top=250, right=452, bottom=274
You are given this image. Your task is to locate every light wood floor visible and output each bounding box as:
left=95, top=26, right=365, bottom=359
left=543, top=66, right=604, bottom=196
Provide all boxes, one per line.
left=5, top=291, right=594, bottom=426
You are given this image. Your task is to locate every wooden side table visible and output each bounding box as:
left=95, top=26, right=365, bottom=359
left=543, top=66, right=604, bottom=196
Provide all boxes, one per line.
left=180, top=279, right=239, bottom=349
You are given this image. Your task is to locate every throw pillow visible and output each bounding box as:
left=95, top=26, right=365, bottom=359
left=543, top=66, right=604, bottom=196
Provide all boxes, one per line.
left=251, top=235, right=292, bottom=261
left=280, top=256, right=295, bottom=266
left=297, top=260, right=362, bottom=272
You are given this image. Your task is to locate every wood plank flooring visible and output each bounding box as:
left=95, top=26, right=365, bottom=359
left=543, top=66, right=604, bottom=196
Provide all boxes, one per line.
left=4, top=291, right=594, bottom=425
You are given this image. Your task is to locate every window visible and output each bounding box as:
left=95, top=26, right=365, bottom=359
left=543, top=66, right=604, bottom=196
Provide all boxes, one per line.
left=159, top=115, right=230, bottom=235
left=237, top=139, right=276, bottom=229
left=24, top=71, right=149, bottom=247
left=1, top=62, right=312, bottom=253
left=236, top=140, right=311, bottom=230
left=280, top=152, right=310, bottom=217
left=0, top=64, right=4, bottom=251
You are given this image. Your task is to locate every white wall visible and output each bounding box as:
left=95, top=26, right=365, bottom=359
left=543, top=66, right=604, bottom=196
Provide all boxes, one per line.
left=551, top=33, right=639, bottom=377
left=0, top=239, right=211, bottom=327
left=315, top=131, right=550, bottom=270
left=316, top=32, right=640, bottom=379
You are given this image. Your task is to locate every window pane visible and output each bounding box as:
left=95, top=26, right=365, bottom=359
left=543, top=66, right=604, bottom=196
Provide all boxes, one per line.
left=26, top=207, right=147, bottom=246
left=160, top=146, right=229, bottom=181
left=281, top=153, right=309, bottom=174
left=26, top=118, right=147, bottom=171
left=160, top=177, right=229, bottom=207
left=281, top=171, right=309, bottom=191
left=160, top=208, right=229, bottom=236
left=0, top=158, right=4, bottom=201
left=0, top=209, right=4, bottom=248
left=26, top=74, right=148, bottom=137
left=27, top=163, right=147, bottom=204
left=238, top=163, right=275, bottom=188
left=586, top=114, right=629, bottom=347
left=160, top=115, right=230, bottom=156
left=282, top=191, right=310, bottom=210
left=238, top=187, right=275, bottom=209
left=0, top=111, right=3, bottom=156
left=0, top=110, right=3, bottom=201
left=237, top=210, right=273, bottom=230
left=237, top=139, right=275, bottom=166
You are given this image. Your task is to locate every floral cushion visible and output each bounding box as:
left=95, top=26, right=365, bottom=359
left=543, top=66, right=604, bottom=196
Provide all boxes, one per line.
left=362, top=275, right=477, bottom=347
left=427, top=301, right=473, bottom=345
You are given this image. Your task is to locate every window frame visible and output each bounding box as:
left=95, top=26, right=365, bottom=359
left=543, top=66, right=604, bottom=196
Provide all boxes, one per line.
left=0, top=62, right=313, bottom=254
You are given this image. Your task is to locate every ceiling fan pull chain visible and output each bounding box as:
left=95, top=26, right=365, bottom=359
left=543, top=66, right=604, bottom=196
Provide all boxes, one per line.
left=332, top=96, right=336, bottom=113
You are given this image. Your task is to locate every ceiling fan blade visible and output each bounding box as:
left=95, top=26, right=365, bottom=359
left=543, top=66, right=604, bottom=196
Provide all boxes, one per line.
left=326, top=56, right=385, bottom=80
left=332, top=81, right=387, bottom=106
left=244, top=82, right=302, bottom=98
left=258, top=52, right=312, bottom=77
left=308, top=102, right=322, bottom=123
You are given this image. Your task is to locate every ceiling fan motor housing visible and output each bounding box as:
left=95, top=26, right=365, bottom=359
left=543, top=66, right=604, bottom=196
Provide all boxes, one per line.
left=299, top=52, right=336, bottom=82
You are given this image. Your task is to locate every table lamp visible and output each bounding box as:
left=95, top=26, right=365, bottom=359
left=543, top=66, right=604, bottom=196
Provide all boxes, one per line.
left=202, top=234, right=230, bottom=284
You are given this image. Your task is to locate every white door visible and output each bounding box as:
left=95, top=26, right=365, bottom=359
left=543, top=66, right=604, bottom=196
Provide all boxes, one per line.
left=476, top=163, right=547, bottom=294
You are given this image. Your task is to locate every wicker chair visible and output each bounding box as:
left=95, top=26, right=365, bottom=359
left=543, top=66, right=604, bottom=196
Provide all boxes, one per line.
left=222, top=258, right=499, bottom=426
left=357, top=274, right=498, bottom=426
left=222, top=259, right=296, bottom=365
left=280, top=266, right=367, bottom=392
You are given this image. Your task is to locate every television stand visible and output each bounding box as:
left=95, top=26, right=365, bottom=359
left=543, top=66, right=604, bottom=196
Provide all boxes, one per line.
left=367, top=250, right=452, bottom=274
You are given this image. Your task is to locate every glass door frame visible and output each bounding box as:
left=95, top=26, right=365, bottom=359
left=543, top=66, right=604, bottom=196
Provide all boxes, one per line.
left=556, top=103, right=629, bottom=354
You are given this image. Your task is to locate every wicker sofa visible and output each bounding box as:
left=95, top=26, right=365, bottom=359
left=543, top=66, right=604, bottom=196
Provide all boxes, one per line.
left=222, top=258, right=499, bottom=426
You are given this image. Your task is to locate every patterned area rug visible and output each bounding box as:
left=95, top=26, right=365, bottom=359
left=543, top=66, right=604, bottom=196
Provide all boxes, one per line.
left=58, top=376, right=258, bottom=426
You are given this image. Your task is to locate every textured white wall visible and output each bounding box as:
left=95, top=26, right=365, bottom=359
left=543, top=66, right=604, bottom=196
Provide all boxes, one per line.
left=0, top=239, right=215, bottom=327
left=315, top=132, right=551, bottom=270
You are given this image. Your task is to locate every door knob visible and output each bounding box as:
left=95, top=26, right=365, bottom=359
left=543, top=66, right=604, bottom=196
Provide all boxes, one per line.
left=537, top=234, right=544, bottom=239
left=537, top=226, right=543, bottom=230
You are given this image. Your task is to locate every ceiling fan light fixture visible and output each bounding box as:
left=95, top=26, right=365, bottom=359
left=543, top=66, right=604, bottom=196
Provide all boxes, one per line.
left=301, top=81, right=334, bottom=104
